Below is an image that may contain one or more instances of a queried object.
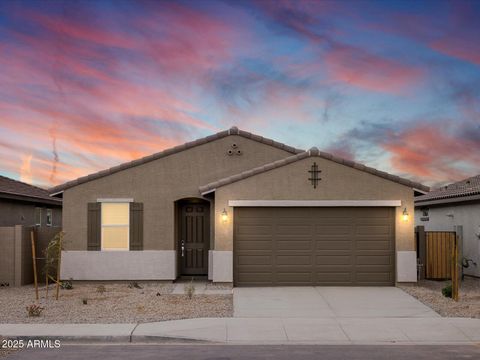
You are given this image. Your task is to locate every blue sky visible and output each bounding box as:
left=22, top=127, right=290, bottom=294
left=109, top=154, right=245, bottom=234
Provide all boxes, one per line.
left=0, top=0, right=479, bottom=188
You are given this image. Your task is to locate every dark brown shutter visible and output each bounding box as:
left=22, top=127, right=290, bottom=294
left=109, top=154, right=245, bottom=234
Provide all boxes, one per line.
left=130, top=202, right=143, bottom=250
left=87, top=202, right=101, bottom=251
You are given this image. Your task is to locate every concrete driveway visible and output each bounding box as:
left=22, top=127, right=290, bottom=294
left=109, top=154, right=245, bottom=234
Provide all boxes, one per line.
left=233, top=287, right=439, bottom=318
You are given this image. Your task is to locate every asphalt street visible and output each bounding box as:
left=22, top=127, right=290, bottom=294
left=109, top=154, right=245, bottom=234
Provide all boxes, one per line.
left=5, top=344, right=480, bottom=360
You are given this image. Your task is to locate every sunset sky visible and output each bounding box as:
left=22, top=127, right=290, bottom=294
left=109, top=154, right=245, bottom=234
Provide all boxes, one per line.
left=0, top=0, right=479, bottom=189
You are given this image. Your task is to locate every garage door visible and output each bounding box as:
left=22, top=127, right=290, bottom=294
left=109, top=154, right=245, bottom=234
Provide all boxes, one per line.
left=234, top=207, right=395, bottom=286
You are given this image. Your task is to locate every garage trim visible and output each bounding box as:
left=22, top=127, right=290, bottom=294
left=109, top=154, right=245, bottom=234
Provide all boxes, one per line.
left=229, top=200, right=401, bottom=207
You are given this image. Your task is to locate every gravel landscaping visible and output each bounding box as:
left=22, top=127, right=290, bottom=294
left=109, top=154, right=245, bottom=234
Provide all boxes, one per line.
left=399, top=277, right=480, bottom=318
left=0, top=282, right=233, bottom=324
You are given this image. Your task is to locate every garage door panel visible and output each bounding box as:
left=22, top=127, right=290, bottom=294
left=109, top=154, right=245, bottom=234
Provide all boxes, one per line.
left=317, top=272, right=353, bottom=283
left=356, top=225, right=391, bottom=236
left=237, top=225, right=273, bottom=235
left=236, top=240, right=272, bottom=251
left=234, top=207, right=395, bottom=286
left=276, top=255, right=312, bottom=265
left=237, top=272, right=273, bottom=284
left=316, top=240, right=352, bottom=250
left=277, top=240, right=312, bottom=250
left=316, top=255, right=352, bottom=265
left=276, top=225, right=312, bottom=235
left=314, top=225, right=353, bottom=235
left=276, top=272, right=313, bottom=283
left=356, top=272, right=393, bottom=283
left=237, top=255, right=272, bottom=265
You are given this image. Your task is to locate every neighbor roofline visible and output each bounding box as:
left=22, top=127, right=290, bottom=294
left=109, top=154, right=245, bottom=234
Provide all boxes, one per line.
left=415, top=193, right=480, bottom=207
left=49, top=126, right=304, bottom=194
left=0, top=190, right=62, bottom=205
left=199, top=147, right=430, bottom=194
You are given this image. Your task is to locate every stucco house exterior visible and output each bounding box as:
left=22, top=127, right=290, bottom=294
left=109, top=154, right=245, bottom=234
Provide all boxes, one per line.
left=50, top=127, right=428, bottom=286
left=0, top=175, right=62, bottom=227
left=415, top=175, right=480, bottom=278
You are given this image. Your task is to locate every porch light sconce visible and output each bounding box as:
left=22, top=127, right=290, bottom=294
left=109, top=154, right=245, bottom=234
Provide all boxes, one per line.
left=221, top=208, right=228, bottom=223
left=402, top=208, right=409, bottom=222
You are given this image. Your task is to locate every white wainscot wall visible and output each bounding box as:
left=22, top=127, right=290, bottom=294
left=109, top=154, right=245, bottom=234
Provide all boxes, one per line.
left=61, top=250, right=176, bottom=280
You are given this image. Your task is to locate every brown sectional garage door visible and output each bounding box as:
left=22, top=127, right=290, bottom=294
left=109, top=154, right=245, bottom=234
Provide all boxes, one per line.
left=234, top=207, right=395, bottom=286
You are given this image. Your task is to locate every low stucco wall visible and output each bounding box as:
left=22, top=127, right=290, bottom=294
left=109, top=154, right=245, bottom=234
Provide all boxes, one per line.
left=415, top=201, right=480, bottom=277
left=61, top=250, right=177, bottom=280
left=0, top=225, right=36, bottom=287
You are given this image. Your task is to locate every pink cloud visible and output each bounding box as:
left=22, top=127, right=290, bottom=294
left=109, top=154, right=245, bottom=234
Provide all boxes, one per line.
left=325, top=45, right=423, bottom=94
left=382, top=122, right=480, bottom=184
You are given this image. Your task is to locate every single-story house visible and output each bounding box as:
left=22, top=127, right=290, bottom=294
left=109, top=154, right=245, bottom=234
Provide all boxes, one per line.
left=50, top=127, right=428, bottom=286
left=415, top=175, right=480, bottom=277
left=0, top=175, right=62, bottom=227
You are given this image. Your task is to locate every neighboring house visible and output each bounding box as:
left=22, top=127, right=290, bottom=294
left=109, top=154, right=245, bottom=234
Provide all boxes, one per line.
left=0, top=175, right=62, bottom=287
left=415, top=175, right=480, bottom=278
left=50, top=127, right=428, bottom=286
left=0, top=175, right=62, bottom=227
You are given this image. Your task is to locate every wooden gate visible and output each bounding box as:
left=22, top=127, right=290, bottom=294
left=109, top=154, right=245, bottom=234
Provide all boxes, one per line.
left=425, top=231, right=456, bottom=279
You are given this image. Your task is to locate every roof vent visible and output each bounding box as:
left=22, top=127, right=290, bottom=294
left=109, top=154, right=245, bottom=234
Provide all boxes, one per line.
left=229, top=126, right=239, bottom=135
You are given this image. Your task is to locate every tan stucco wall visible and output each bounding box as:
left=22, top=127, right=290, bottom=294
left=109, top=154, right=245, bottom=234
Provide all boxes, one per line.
left=62, top=135, right=293, bottom=251
left=214, top=156, right=415, bottom=252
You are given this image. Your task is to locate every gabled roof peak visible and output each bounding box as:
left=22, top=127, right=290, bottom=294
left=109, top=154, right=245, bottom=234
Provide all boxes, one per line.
left=50, top=127, right=303, bottom=193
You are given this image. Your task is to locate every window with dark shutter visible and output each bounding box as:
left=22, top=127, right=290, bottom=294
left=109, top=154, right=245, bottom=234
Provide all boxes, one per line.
left=129, top=202, right=143, bottom=250
left=87, top=202, right=101, bottom=250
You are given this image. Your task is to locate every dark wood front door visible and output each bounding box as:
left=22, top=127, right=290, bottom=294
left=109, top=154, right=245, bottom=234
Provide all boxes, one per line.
left=179, top=202, right=209, bottom=275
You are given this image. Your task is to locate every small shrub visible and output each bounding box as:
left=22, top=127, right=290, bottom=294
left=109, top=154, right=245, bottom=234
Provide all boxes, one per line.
left=184, top=279, right=195, bottom=299
left=81, top=298, right=88, bottom=305
left=61, top=279, right=73, bottom=290
left=442, top=283, right=452, bottom=298
left=128, top=281, right=143, bottom=289
left=26, top=304, right=44, bottom=317
left=96, top=285, right=106, bottom=295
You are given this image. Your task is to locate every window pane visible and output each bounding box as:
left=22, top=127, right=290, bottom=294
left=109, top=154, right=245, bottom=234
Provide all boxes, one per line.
left=102, top=226, right=129, bottom=250
left=102, top=203, right=129, bottom=225
left=46, top=209, right=52, bottom=226
left=35, top=208, right=41, bottom=226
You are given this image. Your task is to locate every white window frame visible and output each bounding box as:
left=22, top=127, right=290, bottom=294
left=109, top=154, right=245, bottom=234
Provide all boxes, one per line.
left=46, top=209, right=53, bottom=227
left=34, top=207, right=42, bottom=226
left=100, top=201, right=130, bottom=251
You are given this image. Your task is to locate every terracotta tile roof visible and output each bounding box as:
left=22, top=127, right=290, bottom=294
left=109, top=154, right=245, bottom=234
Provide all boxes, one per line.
left=0, top=175, right=62, bottom=204
left=49, top=127, right=303, bottom=193
left=415, top=174, right=480, bottom=204
left=199, top=147, right=429, bottom=194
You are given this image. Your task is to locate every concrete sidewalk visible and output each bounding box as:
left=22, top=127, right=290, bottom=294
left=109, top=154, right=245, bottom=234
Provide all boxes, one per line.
left=1, top=317, right=480, bottom=345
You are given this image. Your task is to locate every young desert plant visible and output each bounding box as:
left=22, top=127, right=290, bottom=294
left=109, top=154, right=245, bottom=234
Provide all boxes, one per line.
left=61, top=279, right=73, bottom=290
left=96, top=284, right=106, bottom=295
left=81, top=297, right=88, bottom=305
left=128, top=281, right=143, bottom=289
left=184, top=279, right=195, bottom=299
left=442, top=283, right=453, bottom=298
left=26, top=304, right=44, bottom=317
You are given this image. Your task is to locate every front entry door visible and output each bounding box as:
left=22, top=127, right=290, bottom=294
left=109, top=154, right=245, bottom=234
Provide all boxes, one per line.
left=179, top=202, right=209, bottom=275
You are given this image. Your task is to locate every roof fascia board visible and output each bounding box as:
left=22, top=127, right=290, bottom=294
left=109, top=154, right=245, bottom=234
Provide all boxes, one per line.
left=228, top=200, right=402, bottom=207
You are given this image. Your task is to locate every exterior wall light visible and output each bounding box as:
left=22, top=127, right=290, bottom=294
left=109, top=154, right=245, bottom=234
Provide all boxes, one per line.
left=402, top=208, right=409, bottom=222
left=221, top=208, right=228, bottom=223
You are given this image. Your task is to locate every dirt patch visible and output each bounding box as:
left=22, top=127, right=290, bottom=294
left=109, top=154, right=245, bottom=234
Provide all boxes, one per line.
left=0, top=282, right=233, bottom=324
left=399, top=277, right=480, bottom=318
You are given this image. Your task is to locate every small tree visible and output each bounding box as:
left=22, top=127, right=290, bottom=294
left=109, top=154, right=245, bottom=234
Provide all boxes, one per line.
left=43, top=232, right=65, bottom=300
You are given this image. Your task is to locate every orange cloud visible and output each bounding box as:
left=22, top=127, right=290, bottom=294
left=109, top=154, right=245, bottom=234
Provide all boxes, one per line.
left=19, top=154, right=33, bottom=184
